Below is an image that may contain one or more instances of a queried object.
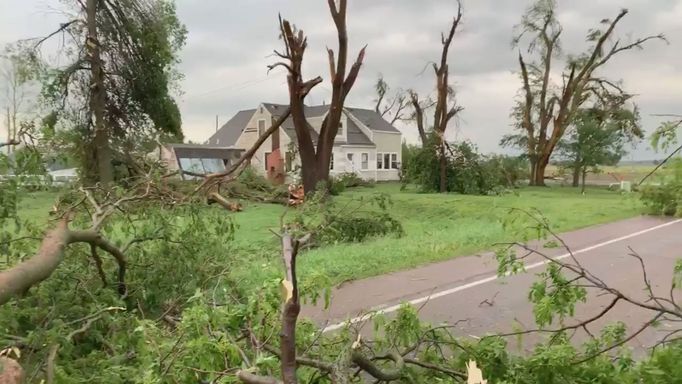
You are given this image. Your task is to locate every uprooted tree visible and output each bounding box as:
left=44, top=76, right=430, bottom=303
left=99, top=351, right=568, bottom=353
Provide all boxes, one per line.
left=269, top=0, right=366, bottom=193
left=11, top=0, right=186, bottom=185
left=502, top=0, right=664, bottom=186
left=407, top=2, right=464, bottom=193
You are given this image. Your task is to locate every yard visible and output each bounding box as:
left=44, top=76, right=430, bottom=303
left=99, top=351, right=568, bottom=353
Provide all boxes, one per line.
left=21, top=183, right=643, bottom=289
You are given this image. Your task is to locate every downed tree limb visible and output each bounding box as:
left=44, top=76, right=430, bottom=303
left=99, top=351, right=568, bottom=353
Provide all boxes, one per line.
left=236, top=371, right=282, bottom=384
left=0, top=356, right=23, bottom=384
left=69, top=230, right=128, bottom=296
left=0, top=220, right=129, bottom=305
left=351, top=350, right=404, bottom=381
left=0, top=220, right=71, bottom=305
left=0, top=139, right=21, bottom=149
left=196, top=108, right=292, bottom=193
left=46, top=306, right=125, bottom=384
left=207, top=192, right=243, bottom=212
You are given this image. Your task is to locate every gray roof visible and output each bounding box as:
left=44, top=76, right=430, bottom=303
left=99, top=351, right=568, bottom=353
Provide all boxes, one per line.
left=343, top=117, right=374, bottom=146
left=168, top=144, right=244, bottom=160
left=345, top=107, right=402, bottom=133
left=206, top=109, right=255, bottom=147
left=208, top=103, right=398, bottom=148
left=262, top=103, right=289, bottom=116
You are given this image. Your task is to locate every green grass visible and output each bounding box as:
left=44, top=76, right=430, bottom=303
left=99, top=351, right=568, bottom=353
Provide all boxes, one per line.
left=20, top=183, right=643, bottom=288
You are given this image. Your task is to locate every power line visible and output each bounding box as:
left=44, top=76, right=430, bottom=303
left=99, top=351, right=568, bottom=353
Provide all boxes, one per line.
left=182, top=70, right=285, bottom=100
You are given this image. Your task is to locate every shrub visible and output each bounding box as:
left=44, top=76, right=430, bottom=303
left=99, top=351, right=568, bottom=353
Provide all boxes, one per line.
left=288, top=191, right=404, bottom=245
left=640, top=159, right=682, bottom=216
left=402, top=137, right=527, bottom=194
left=322, top=212, right=404, bottom=243
left=641, top=183, right=682, bottom=216
left=329, top=172, right=373, bottom=195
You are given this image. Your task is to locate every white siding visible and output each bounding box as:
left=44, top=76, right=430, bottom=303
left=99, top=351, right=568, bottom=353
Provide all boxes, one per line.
left=234, top=104, right=272, bottom=175
left=329, top=146, right=377, bottom=181
left=373, top=131, right=402, bottom=181
left=229, top=105, right=402, bottom=182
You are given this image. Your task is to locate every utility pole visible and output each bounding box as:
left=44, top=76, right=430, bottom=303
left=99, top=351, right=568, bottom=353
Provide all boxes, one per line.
left=215, top=115, right=218, bottom=132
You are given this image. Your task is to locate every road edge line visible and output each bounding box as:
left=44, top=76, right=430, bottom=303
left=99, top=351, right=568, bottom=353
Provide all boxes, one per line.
left=322, top=218, right=682, bottom=333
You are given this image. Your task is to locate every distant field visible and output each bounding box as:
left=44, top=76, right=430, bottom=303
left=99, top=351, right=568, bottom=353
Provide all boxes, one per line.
left=20, top=183, right=643, bottom=289
left=545, top=164, right=656, bottom=186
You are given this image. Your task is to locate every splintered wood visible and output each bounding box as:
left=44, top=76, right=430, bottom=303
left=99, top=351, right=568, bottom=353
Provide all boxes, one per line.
left=287, top=184, right=304, bottom=206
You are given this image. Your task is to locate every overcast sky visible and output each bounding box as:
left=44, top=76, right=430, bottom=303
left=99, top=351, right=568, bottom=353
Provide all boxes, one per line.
left=1, top=0, right=680, bottom=159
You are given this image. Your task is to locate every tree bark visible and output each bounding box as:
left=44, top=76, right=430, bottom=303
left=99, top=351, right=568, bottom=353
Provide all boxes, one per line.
left=439, top=143, right=447, bottom=193
left=528, top=157, right=537, bottom=186
left=572, top=161, right=581, bottom=187
left=5, top=107, right=11, bottom=155
left=279, top=234, right=299, bottom=384
left=0, top=221, right=71, bottom=305
left=87, top=0, right=113, bottom=185
left=534, top=155, right=549, bottom=186
left=0, top=220, right=129, bottom=305
left=273, top=2, right=364, bottom=194
left=581, top=167, right=587, bottom=193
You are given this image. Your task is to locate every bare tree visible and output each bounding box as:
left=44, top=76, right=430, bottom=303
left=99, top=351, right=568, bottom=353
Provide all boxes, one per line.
left=406, top=90, right=435, bottom=145
left=0, top=55, right=32, bottom=154
left=269, top=0, right=366, bottom=193
left=374, top=75, right=408, bottom=126
left=411, top=1, right=464, bottom=193
left=509, top=1, right=665, bottom=186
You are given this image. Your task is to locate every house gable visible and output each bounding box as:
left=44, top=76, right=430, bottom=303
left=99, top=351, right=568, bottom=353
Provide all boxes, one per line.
left=207, top=109, right=256, bottom=147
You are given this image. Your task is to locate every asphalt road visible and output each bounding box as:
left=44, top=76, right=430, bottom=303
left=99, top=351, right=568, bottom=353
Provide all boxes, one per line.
left=302, top=216, right=682, bottom=355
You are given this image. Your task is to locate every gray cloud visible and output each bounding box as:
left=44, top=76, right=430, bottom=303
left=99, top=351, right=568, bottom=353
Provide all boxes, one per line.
left=1, top=0, right=680, bottom=159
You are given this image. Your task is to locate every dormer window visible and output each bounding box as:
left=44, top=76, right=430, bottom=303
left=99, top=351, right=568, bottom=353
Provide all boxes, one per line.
left=258, top=119, right=266, bottom=136
left=337, top=121, right=344, bottom=136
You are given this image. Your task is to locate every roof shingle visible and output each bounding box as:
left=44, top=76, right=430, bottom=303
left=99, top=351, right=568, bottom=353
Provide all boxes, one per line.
left=206, top=109, right=255, bottom=147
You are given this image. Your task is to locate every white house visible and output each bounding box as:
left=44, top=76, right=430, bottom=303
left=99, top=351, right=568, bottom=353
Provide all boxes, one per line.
left=206, top=103, right=403, bottom=181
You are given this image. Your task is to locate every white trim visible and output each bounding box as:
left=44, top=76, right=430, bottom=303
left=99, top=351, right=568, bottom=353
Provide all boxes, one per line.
left=344, top=109, right=374, bottom=141
left=263, top=151, right=271, bottom=171
left=372, top=130, right=402, bottom=135
left=322, top=219, right=682, bottom=333
left=376, top=151, right=399, bottom=170
left=257, top=119, right=266, bottom=136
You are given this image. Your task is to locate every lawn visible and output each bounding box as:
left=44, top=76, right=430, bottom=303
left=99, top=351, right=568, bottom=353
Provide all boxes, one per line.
left=19, top=183, right=643, bottom=288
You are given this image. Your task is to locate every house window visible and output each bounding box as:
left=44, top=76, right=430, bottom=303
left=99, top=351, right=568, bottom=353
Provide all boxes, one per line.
left=178, top=157, right=227, bottom=180
left=264, top=151, right=271, bottom=170
left=201, top=158, right=224, bottom=173
left=361, top=153, right=368, bottom=170
left=376, top=152, right=397, bottom=170
left=330, top=153, right=334, bottom=170
left=285, top=152, right=294, bottom=172
left=258, top=119, right=266, bottom=137
left=337, top=122, right=344, bottom=136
